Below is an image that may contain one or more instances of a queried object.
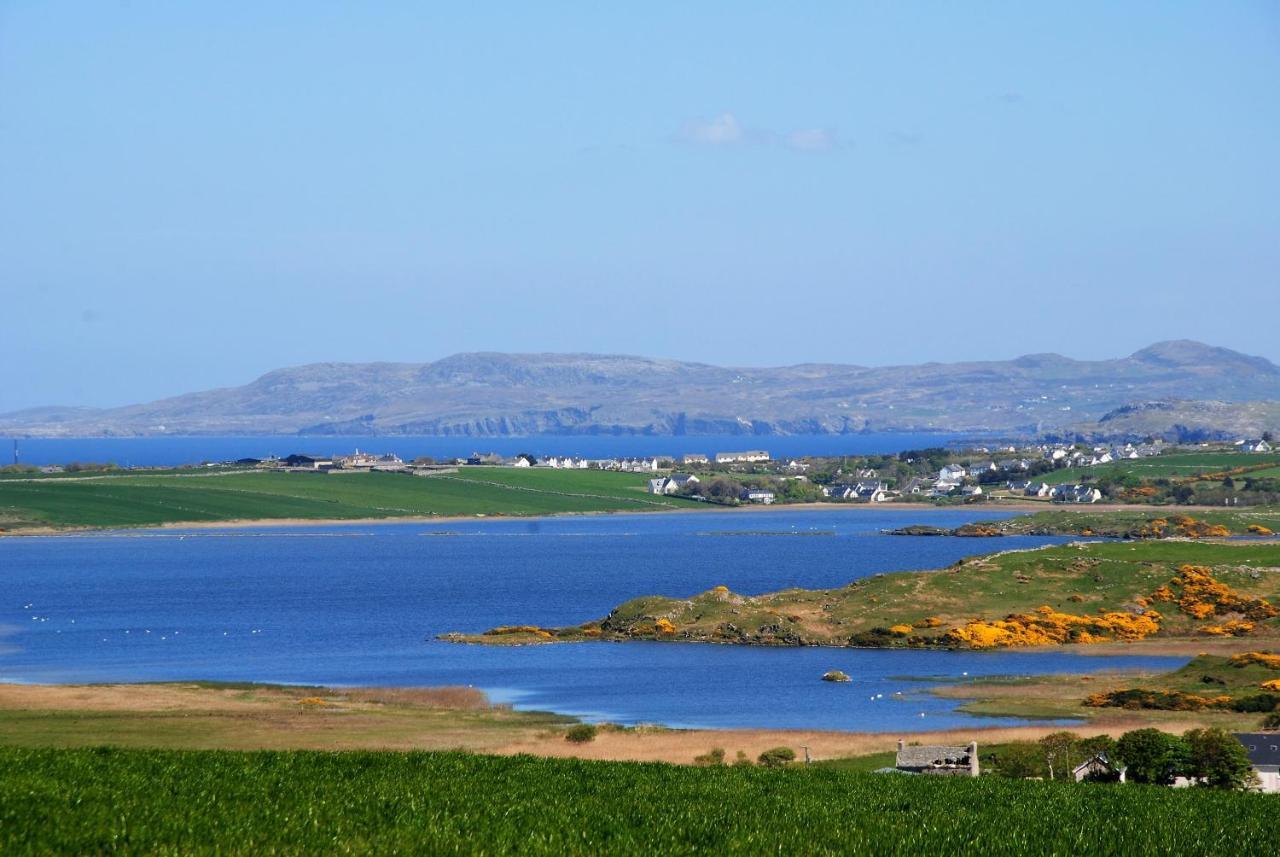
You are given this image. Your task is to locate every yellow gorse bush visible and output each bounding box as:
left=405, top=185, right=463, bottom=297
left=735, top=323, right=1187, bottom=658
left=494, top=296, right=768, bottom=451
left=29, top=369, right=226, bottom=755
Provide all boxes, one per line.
left=1151, top=565, right=1278, bottom=622
left=943, top=606, right=1161, bottom=649
left=1229, top=651, right=1280, bottom=669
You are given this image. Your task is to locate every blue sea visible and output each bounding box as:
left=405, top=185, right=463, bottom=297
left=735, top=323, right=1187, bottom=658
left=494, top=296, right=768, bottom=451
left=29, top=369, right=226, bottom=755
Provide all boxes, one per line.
left=0, top=508, right=1182, bottom=731
left=1, top=432, right=972, bottom=468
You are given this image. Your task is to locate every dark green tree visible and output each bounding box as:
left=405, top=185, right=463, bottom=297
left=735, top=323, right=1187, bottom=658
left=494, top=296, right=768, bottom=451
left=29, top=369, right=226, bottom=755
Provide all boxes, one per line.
left=1116, top=729, right=1189, bottom=785
left=994, top=742, right=1044, bottom=779
left=1183, top=728, right=1255, bottom=790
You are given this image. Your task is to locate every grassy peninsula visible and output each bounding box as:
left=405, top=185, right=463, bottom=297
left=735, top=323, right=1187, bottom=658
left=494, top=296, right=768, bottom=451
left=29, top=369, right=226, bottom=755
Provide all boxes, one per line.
left=448, top=540, right=1280, bottom=650
left=0, top=467, right=699, bottom=533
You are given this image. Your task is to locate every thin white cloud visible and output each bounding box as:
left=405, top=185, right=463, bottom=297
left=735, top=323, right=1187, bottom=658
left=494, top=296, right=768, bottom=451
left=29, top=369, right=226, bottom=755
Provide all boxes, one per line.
left=681, top=112, right=744, bottom=145
left=786, top=128, right=836, bottom=151
left=678, top=114, right=844, bottom=152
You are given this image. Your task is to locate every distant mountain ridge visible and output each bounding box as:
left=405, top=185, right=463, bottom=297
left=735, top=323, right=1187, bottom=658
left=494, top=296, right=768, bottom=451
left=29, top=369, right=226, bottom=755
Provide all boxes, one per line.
left=4, top=340, right=1279, bottom=439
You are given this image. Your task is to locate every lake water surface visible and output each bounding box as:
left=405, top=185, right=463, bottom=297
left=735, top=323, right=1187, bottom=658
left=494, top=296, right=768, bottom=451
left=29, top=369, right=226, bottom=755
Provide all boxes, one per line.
left=0, top=508, right=1182, bottom=731
left=2, top=432, right=969, bottom=468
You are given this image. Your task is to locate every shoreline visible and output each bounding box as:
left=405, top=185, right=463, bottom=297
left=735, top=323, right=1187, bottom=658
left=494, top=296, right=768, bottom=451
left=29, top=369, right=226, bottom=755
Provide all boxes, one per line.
left=0, top=499, right=1212, bottom=539
left=0, top=680, right=1204, bottom=763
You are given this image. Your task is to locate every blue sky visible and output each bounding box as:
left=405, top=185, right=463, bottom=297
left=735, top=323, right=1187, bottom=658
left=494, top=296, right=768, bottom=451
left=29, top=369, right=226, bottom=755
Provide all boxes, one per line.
left=2, top=2, right=1278, bottom=410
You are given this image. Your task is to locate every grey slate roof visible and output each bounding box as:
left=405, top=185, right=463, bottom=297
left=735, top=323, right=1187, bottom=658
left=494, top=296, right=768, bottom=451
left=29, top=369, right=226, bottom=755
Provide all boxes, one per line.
left=1235, top=733, right=1280, bottom=767
left=896, top=745, right=972, bottom=768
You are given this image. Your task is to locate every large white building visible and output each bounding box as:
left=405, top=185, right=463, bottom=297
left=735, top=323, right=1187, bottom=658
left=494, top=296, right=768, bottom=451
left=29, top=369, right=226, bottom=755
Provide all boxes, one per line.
left=715, top=450, right=771, bottom=464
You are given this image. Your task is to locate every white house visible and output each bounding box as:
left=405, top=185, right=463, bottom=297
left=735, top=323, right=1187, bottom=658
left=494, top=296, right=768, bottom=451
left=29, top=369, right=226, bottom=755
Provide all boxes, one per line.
left=715, top=450, right=771, bottom=464
left=649, top=473, right=699, bottom=495
left=1242, top=439, right=1273, bottom=453
left=939, top=464, right=967, bottom=482
left=854, top=480, right=890, bottom=502
left=823, top=484, right=855, bottom=500
left=742, top=488, right=775, bottom=504
left=1072, top=753, right=1125, bottom=783
left=903, top=477, right=929, bottom=495
left=1235, top=733, right=1280, bottom=793
left=681, top=453, right=709, bottom=465
left=1024, top=482, right=1053, bottom=498
left=1052, top=484, right=1102, bottom=504
left=968, top=461, right=997, bottom=477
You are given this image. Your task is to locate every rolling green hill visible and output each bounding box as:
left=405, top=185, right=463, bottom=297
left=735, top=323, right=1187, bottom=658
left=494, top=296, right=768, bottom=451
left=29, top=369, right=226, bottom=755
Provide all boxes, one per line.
left=0, top=467, right=697, bottom=532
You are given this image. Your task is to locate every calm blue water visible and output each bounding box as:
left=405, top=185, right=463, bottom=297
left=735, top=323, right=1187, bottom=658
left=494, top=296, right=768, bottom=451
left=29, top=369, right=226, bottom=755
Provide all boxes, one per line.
left=1, top=432, right=967, bottom=468
left=0, top=508, right=1182, bottom=731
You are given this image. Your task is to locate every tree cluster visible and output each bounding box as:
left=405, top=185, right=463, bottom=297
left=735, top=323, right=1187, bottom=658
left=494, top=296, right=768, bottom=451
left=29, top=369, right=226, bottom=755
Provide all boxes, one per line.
left=992, top=728, right=1256, bottom=790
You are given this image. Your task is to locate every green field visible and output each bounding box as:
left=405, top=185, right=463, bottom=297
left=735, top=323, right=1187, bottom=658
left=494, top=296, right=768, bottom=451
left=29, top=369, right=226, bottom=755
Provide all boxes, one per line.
left=1, top=748, right=1273, bottom=855
left=0, top=467, right=698, bottom=532
left=1033, top=452, right=1280, bottom=486
left=994, top=507, right=1280, bottom=536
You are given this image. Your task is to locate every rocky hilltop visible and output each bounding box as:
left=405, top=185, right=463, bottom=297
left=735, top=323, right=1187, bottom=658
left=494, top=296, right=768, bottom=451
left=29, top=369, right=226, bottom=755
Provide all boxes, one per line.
left=4, top=340, right=1279, bottom=438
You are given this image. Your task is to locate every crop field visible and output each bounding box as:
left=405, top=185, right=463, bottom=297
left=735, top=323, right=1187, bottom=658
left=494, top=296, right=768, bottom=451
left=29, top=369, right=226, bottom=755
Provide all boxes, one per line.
left=1032, top=452, right=1280, bottom=486
left=1, top=748, right=1274, bottom=855
left=0, top=467, right=697, bottom=532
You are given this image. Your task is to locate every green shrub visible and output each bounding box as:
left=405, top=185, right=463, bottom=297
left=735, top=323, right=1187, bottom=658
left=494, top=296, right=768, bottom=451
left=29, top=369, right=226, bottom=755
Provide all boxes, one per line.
left=693, top=748, right=725, bottom=766
left=731, top=750, right=753, bottom=767
left=994, top=742, right=1044, bottom=779
left=564, top=724, right=598, bottom=744
left=757, top=747, right=796, bottom=768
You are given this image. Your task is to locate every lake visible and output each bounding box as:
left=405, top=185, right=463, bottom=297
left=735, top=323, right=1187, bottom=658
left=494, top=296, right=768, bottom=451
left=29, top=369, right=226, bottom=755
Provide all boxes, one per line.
left=0, top=508, right=1182, bottom=731
left=1, top=432, right=972, bottom=468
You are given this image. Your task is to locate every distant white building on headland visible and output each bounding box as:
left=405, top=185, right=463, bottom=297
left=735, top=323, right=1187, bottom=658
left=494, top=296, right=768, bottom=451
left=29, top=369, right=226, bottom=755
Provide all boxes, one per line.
left=715, top=450, right=770, bottom=464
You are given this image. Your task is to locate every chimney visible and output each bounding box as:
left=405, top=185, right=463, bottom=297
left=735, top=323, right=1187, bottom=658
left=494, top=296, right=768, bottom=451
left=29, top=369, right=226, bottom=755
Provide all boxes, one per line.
left=968, top=742, right=979, bottom=777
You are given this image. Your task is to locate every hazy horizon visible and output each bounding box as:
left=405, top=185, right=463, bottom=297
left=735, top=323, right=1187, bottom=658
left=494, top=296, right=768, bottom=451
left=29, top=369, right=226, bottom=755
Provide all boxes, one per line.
left=3, top=3, right=1278, bottom=412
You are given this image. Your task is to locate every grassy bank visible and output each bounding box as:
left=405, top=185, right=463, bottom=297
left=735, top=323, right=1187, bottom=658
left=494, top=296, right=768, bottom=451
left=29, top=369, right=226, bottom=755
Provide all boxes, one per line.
left=0, top=683, right=574, bottom=752
left=935, top=653, right=1280, bottom=728
left=452, top=540, right=1280, bottom=649
left=0, top=467, right=699, bottom=533
left=1, top=747, right=1273, bottom=854
left=988, top=507, right=1280, bottom=537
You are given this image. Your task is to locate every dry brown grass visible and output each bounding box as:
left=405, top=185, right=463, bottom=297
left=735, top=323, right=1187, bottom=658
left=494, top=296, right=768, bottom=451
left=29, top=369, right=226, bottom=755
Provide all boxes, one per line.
left=0, top=680, right=1254, bottom=764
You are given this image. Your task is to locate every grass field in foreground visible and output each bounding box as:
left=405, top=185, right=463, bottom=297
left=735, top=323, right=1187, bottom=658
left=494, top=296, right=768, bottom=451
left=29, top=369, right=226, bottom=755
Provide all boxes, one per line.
left=0, top=467, right=697, bottom=532
left=2, top=748, right=1274, bottom=855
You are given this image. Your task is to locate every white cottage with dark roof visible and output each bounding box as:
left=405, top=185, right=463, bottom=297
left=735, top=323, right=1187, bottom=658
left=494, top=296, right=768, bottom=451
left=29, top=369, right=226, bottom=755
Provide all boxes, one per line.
left=1235, top=733, right=1280, bottom=793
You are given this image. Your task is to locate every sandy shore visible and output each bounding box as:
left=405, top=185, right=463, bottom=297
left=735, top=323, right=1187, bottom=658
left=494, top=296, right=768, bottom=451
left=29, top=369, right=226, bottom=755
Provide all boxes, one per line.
left=0, top=498, right=1199, bottom=538
left=0, top=681, right=1202, bottom=763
